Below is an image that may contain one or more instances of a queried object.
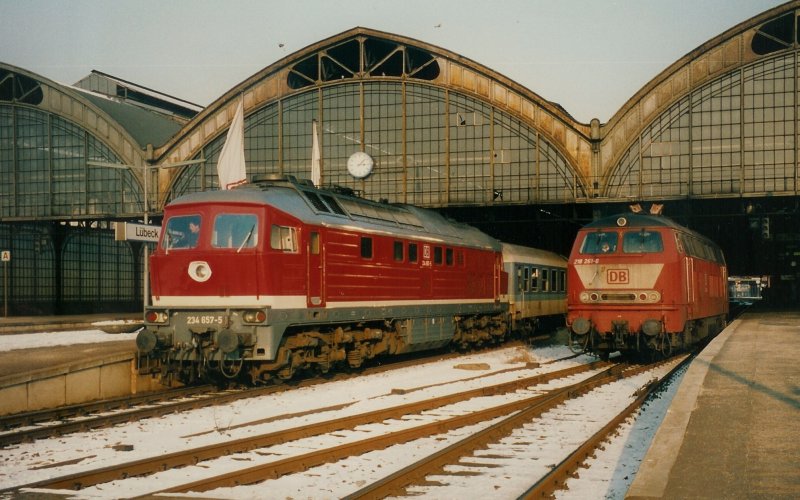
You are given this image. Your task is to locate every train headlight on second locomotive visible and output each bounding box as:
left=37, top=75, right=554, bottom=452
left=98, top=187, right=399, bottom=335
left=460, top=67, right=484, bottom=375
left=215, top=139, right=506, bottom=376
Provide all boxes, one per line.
left=571, top=317, right=591, bottom=335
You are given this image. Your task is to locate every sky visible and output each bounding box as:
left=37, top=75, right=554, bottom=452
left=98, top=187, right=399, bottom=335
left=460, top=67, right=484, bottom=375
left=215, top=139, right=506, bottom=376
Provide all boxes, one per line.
left=0, top=0, right=789, bottom=123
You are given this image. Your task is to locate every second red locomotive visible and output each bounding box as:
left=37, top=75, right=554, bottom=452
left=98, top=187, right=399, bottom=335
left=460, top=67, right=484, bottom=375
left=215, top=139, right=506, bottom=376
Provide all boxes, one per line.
left=566, top=213, right=728, bottom=359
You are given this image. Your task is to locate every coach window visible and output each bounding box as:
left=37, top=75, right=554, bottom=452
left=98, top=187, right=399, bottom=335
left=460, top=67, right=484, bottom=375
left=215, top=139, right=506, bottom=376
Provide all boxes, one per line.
left=270, top=225, right=298, bottom=252
left=393, top=241, right=404, bottom=261
left=623, top=230, right=663, bottom=253
left=213, top=214, right=258, bottom=250
left=559, top=270, right=566, bottom=292
left=531, top=268, right=539, bottom=291
left=361, top=237, right=373, bottom=259
left=542, top=269, right=550, bottom=292
left=446, top=248, right=454, bottom=266
left=523, top=267, right=530, bottom=292
left=434, top=247, right=443, bottom=265
left=580, top=232, right=618, bottom=254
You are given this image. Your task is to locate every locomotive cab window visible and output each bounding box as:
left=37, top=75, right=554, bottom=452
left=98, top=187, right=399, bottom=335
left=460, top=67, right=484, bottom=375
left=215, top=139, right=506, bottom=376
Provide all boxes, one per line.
left=434, top=247, right=443, bottom=265
left=212, top=214, right=258, bottom=250
left=163, top=214, right=202, bottom=250
left=580, top=231, right=618, bottom=254
left=623, top=230, right=663, bottom=253
left=270, top=225, right=298, bottom=252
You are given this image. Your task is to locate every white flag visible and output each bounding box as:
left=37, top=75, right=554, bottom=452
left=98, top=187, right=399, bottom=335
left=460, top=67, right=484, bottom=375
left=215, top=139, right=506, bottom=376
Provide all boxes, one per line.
left=217, top=98, right=247, bottom=190
left=311, top=120, right=321, bottom=187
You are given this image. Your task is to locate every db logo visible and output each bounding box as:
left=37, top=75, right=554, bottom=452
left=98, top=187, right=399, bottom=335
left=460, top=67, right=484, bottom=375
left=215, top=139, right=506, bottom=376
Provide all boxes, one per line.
left=607, top=269, right=629, bottom=284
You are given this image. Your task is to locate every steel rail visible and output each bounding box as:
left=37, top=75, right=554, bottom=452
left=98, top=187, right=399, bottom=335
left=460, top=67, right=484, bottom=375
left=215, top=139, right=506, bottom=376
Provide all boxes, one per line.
left=160, top=363, right=629, bottom=494
left=518, top=353, right=692, bottom=499
left=14, top=359, right=608, bottom=493
left=342, top=362, right=662, bottom=499
left=0, top=384, right=215, bottom=432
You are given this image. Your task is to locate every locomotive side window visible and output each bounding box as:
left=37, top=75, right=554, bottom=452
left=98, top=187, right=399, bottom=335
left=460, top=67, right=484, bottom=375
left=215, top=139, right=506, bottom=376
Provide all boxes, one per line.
left=580, top=232, right=618, bottom=254
left=163, top=214, right=202, bottom=250
left=446, top=248, right=454, bottom=266
left=212, top=214, right=258, bottom=250
left=393, top=241, right=404, bottom=261
left=270, top=225, right=298, bottom=252
left=310, top=232, right=320, bottom=255
left=434, top=247, right=443, bottom=265
left=623, top=230, right=663, bottom=253
left=360, top=237, right=373, bottom=259
left=409, top=243, right=418, bottom=263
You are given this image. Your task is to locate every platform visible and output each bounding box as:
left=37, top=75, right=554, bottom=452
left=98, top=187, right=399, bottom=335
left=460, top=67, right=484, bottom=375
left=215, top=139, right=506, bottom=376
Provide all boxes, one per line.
left=0, top=313, right=158, bottom=415
left=627, top=309, right=800, bottom=498
left=0, top=312, right=142, bottom=335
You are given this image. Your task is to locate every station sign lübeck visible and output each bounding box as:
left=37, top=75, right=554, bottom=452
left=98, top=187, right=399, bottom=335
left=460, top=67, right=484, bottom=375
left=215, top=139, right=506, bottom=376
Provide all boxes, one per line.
left=115, top=222, right=161, bottom=242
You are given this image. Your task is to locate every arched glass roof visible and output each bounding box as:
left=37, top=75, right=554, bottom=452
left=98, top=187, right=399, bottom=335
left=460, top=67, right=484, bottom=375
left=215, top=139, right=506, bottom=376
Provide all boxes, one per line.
left=155, top=28, right=591, bottom=209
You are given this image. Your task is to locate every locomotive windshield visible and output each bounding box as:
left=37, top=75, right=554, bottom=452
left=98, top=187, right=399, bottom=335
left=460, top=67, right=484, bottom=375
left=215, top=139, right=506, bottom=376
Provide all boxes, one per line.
left=622, top=230, right=664, bottom=253
left=580, top=231, right=618, bottom=254
left=212, top=213, right=259, bottom=251
left=163, top=214, right=202, bottom=250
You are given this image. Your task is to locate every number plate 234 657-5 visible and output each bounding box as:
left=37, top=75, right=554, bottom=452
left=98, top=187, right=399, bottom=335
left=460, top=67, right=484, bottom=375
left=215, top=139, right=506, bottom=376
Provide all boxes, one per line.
left=186, top=315, right=224, bottom=326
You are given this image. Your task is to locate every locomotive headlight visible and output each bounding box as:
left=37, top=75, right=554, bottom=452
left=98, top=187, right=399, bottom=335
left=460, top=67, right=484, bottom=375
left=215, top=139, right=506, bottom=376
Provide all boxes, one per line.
left=243, top=310, right=267, bottom=323
left=642, top=319, right=662, bottom=336
left=572, top=317, right=591, bottom=335
left=580, top=292, right=590, bottom=303
left=188, top=261, right=212, bottom=283
left=145, top=310, right=168, bottom=324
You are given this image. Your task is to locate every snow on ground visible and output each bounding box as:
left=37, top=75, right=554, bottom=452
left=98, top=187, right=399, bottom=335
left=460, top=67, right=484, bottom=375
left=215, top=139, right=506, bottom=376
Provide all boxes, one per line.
left=2, top=339, right=583, bottom=493
left=0, top=330, right=683, bottom=499
left=0, top=329, right=139, bottom=351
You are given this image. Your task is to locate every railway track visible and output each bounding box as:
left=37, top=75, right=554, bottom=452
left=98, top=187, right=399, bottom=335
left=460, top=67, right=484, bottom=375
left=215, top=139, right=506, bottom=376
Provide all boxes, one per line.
left=0, top=346, right=688, bottom=499
left=0, top=346, right=594, bottom=496
left=0, top=342, right=543, bottom=448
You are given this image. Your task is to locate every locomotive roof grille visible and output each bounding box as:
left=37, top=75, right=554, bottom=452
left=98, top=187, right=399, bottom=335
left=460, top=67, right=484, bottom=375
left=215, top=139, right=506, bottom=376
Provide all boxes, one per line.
left=166, top=175, right=496, bottom=249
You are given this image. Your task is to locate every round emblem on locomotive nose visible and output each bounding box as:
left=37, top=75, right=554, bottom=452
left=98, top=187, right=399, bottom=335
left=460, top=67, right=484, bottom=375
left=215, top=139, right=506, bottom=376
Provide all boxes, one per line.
left=188, top=261, right=212, bottom=282
left=616, top=217, right=628, bottom=227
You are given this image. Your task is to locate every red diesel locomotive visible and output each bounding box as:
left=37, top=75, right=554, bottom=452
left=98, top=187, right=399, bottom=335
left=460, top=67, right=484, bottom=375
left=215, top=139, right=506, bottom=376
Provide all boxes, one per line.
left=137, top=175, right=566, bottom=384
left=566, top=213, right=728, bottom=359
